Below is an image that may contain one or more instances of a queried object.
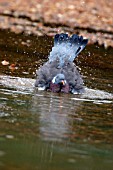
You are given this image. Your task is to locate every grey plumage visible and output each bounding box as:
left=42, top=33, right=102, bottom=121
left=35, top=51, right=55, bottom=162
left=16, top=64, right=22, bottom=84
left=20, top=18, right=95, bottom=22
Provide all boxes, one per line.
left=49, top=33, right=88, bottom=66
left=35, top=33, right=88, bottom=94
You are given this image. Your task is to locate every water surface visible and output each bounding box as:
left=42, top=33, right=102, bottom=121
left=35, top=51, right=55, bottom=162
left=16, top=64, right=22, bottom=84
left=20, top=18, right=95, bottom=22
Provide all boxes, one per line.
left=0, top=30, right=113, bottom=170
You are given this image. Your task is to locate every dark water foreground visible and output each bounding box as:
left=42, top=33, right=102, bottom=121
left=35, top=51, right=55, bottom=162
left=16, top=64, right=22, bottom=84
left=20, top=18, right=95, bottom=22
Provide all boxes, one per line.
left=0, top=30, right=113, bottom=170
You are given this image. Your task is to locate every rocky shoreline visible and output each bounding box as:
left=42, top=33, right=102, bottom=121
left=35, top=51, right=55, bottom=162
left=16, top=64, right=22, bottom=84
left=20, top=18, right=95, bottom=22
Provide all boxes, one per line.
left=0, top=0, right=113, bottom=48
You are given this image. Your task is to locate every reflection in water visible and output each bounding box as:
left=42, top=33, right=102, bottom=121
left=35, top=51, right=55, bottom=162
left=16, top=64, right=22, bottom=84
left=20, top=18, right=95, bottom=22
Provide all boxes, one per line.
left=32, top=89, right=113, bottom=144
left=0, top=78, right=113, bottom=170
left=0, top=75, right=113, bottom=144
left=32, top=91, right=82, bottom=142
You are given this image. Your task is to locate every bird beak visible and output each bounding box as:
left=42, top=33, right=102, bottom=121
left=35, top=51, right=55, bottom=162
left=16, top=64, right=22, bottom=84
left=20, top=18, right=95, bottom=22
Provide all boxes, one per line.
left=61, top=80, right=65, bottom=86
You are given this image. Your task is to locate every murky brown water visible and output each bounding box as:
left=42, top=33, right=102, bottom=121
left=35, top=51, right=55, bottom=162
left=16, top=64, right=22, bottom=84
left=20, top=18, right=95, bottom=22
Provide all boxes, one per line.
left=0, top=30, right=113, bottom=170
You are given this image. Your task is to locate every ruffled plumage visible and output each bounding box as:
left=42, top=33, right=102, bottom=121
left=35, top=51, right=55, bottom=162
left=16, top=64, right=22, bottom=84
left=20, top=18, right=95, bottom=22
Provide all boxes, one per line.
left=35, top=33, right=88, bottom=94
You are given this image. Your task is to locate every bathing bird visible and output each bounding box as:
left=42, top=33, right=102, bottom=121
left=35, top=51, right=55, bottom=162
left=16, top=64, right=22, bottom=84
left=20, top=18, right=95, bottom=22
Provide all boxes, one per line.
left=35, top=33, right=88, bottom=94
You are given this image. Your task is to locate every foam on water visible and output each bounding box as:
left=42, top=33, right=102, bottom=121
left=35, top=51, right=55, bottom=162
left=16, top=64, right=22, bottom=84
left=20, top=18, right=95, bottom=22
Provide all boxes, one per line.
left=0, top=75, right=113, bottom=102
left=0, top=75, right=34, bottom=93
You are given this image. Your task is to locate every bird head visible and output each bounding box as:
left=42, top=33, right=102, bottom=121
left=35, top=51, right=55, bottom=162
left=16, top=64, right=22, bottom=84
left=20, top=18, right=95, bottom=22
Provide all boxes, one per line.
left=50, top=73, right=69, bottom=93
left=52, top=73, right=67, bottom=86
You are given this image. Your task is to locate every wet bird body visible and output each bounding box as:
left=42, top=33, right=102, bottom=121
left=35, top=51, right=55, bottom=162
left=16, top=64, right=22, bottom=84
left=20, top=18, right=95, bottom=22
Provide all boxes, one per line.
left=35, top=33, right=88, bottom=94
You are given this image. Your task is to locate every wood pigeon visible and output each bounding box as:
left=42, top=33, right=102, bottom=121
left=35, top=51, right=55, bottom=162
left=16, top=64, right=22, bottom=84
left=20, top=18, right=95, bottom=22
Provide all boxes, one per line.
left=35, top=33, right=88, bottom=94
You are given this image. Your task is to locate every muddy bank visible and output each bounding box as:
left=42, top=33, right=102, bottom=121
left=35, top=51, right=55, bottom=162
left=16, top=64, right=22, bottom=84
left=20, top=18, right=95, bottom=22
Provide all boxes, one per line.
left=0, top=0, right=113, bottom=48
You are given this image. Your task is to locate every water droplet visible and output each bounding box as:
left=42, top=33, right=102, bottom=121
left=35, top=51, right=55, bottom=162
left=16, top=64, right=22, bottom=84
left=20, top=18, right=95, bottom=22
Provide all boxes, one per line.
left=88, top=52, right=91, bottom=56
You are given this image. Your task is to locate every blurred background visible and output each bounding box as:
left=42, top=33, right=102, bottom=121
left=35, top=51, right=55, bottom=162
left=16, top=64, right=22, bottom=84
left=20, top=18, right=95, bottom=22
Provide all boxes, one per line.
left=0, top=0, right=113, bottom=47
